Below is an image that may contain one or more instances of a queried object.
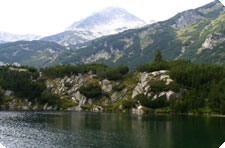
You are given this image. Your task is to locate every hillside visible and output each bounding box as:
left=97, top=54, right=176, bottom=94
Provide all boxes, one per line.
left=0, top=40, right=67, bottom=68
left=54, top=0, right=225, bottom=69
left=0, top=1, right=224, bottom=69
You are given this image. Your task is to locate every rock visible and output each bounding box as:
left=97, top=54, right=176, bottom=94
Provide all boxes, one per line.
left=73, top=91, right=87, bottom=106
left=88, top=99, right=93, bottom=105
left=101, top=79, right=112, bottom=93
left=66, top=78, right=71, bottom=83
left=166, top=91, right=176, bottom=100
left=102, top=100, right=109, bottom=106
left=132, top=90, right=139, bottom=98
left=68, top=86, right=79, bottom=95
left=152, top=71, right=160, bottom=77
left=22, top=105, right=29, bottom=110
left=159, top=70, right=168, bottom=74
left=140, top=73, right=149, bottom=82
left=135, top=84, right=144, bottom=94
left=165, top=79, right=173, bottom=85
left=33, top=105, right=38, bottom=110
left=141, top=81, right=148, bottom=88
left=43, top=103, right=48, bottom=110
left=121, top=88, right=128, bottom=96
left=132, top=105, right=144, bottom=115
left=47, top=106, right=53, bottom=110
left=159, top=92, right=166, bottom=98
left=111, top=92, right=119, bottom=103
left=92, top=105, right=103, bottom=112
left=160, top=74, right=169, bottom=80
left=4, top=90, right=14, bottom=97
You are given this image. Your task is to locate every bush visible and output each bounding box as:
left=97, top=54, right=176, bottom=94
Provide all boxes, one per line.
left=98, top=65, right=129, bottom=81
left=79, top=83, right=102, bottom=99
left=122, top=99, right=137, bottom=109
left=58, top=97, right=78, bottom=109
left=113, top=84, right=126, bottom=92
left=135, top=94, right=169, bottom=109
left=0, top=91, right=3, bottom=105
left=135, top=94, right=150, bottom=107
left=41, top=63, right=108, bottom=78
left=40, top=91, right=59, bottom=105
left=0, top=67, right=46, bottom=102
left=166, top=82, right=181, bottom=92
left=150, top=81, right=168, bottom=92
left=136, top=61, right=169, bottom=72
left=81, top=104, right=92, bottom=111
left=65, top=82, right=72, bottom=88
left=209, top=80, right=225, bottom=114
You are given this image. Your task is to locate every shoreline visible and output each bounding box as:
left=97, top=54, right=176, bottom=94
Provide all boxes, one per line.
left=0, top=109, right=224, bottom=118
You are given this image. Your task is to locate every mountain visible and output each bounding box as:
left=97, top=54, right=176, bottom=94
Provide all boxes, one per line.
left=0, top=32, right=42, bottom=42
left=0, top=40, right=67, bottom=68
left=41, top=7, right=146, bottom=46
left=0, top=1, right=224, bottom=69
left=52, top=0, right=225, bottom=69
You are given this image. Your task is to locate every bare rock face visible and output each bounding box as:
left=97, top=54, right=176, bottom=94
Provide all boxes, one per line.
left=198, top=32, right=225, bottom=54
left=172, top=10, right=203, bottom=28
left=132, top=71, right=174, bottom=99
left=101, top=79, right=113, bottom=93
left=4, top=90, right=14, bottom=97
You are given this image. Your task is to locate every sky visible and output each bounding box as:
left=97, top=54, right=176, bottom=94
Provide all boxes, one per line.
left=0, top=0, right=223, bottom=36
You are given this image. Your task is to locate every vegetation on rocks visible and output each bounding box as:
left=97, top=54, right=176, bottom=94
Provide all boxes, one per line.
left=0, top=50, right=224, bottom=115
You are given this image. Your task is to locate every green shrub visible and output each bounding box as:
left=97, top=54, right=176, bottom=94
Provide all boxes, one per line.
left=209, top=80, right=225, bottom=114
left=81, top=104, right=92, bottom=111
left=166, top=82, right=181, bottom=92
left=113, top=84, right=126, bottom=92
left=122, top=99, right=137, bottom=109
left=0, top=67, right=46, bottom=102
left=58, top=97, right=78, bottom=109
left=64, top=82, right=72, bottom=88
left=79, top=83, right=102, bottom=99
left=0, top=91, right=3, bottom=105
left=150, top=81, right=168, bottom=92
left=136, top=61, right=169, bottom=72
left=135, top=94, right=169, bottom=109
left=98, top=65, right=129, bottom=81
left=40, top=91, right=59, bottom=105
left=135, top=94, right=150, bottom=107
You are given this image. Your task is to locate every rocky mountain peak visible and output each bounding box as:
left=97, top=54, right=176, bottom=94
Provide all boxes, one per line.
left=66, top=7, right=146, bottom=36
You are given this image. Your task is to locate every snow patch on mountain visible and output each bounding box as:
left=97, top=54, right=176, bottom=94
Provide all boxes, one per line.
left=66, top=7, right=146, bottom=39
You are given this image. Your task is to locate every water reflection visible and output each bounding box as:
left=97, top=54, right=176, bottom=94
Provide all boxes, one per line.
left=0, top=111, right=225, bottom=148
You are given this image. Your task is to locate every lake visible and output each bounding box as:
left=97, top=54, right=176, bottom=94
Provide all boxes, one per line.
left=0, top=111, right=224, bottom=148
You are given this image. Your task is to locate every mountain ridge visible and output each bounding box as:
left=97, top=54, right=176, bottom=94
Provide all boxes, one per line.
left=0, top=0, right=224, bottom=69
left=42, top=7, right=146, bottom=46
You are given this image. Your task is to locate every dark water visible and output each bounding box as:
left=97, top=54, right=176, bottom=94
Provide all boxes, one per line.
left=0, top=112, right=224, bottom=148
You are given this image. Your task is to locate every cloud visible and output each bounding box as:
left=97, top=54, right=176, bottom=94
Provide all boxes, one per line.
left=0, top=143, right=6, bottom=148
left=219, top=0, right=225, bottom=5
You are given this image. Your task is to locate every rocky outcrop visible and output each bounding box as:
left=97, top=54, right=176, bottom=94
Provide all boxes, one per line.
left=172, top=10, right=203, bottom=28
left=198, top=32, right=225, bottom=54
left=82, top=50, right=111, bottom=63
left=132, top=71, right=174, bottom=99
left=101, top=79, right=113, bottom=93
left=1, top=70, right=185, bottom=113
